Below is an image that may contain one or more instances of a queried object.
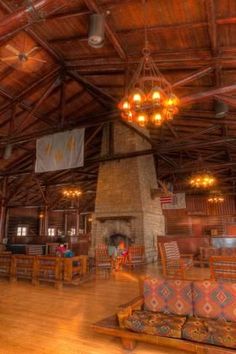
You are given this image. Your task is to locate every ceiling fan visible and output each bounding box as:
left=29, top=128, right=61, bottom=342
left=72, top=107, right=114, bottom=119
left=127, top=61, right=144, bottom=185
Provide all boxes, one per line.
left=1, top=44, right=46, bottom=67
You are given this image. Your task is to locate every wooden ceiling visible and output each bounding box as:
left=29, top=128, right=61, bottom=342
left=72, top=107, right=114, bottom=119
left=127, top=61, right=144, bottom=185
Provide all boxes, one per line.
left=0, top=0, right=236, bottom=211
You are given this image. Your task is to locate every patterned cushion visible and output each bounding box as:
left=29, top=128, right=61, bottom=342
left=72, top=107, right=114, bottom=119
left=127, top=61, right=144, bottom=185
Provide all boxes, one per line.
left=183, top=317, right=236, bottom=349
left=208, top=318, right=236, bottom=349
left=182, top=317, right=212, bottom=344
left=124, top=310, right=186, bottom=338
left=143, top=278, right=193, bottom=316
left=193, top=281, right=236, bottom=321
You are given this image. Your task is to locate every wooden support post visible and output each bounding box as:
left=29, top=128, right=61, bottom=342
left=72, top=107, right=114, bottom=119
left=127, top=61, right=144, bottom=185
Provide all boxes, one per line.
left=44, top=204, right=48, bottom=236
left=0, top=177, right=7, bottom=242
left=39, top=211, right=44, bottom=237
left=64, top=211, right=68, bottom=237
left=76, top=208, right=80, bottom=236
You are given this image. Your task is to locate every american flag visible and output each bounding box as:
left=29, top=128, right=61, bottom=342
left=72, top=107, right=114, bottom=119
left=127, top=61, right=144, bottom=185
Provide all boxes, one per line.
left=160, top=195, right=173, bottom=204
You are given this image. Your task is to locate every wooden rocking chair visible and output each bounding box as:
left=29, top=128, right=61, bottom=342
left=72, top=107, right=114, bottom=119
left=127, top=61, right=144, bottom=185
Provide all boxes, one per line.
left=159, top=241, right=193, bottom=279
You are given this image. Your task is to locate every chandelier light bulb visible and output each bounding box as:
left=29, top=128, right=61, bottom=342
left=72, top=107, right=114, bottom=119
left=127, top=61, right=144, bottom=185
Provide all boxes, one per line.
left=151, top=112, right=162, bottom=126
left=150, top=86, right=162, bottom=104
left=130, top=88, right=145, bottom=108
left=136, top=112, right=148, bottom=127
left=119, top=99, right=130, bottom=111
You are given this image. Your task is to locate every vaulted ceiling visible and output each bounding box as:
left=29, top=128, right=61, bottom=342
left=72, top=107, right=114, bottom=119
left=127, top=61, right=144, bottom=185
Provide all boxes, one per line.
left=0, top=0, right=236, bottom=210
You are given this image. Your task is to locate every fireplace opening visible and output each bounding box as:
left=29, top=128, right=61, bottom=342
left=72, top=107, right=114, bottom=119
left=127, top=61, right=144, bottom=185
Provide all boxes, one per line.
left=109, top=233, right=133, bottom=248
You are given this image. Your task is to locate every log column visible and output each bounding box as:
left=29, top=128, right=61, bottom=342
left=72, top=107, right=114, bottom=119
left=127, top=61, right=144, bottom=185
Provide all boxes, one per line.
left=0, top=177, right=8, bottom=242
left=44, top=204, right=48, bottom=236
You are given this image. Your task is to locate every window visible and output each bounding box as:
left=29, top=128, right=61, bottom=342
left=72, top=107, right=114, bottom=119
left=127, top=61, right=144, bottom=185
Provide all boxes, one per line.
left=17, top=226, right=28, bottom=236
left=48, top=228, right=56, bottom=236
left=70, top=228, right=76, bottom=236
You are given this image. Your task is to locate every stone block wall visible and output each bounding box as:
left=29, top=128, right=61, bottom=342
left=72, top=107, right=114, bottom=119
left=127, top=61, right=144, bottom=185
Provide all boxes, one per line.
left=91, top=121, right=165, bottom=262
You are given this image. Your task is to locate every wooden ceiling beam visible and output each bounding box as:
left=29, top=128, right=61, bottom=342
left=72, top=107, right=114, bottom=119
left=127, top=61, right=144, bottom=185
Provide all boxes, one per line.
left=0, top=110, right=118, bottom=146
left=181, top=84, right=236, bottom=105
left=68, top=70, right=117, bottom=106
left=0, top=67, right=59, bottom=116
left=46, top=8, right=91, bottom=21
left=0, top=0, right=69, bottom=40
left=159, top=137, right=236, bottom=153
left=0, top=0, right=64, bottom=64
left=172, top=66, right=213, bottom=89
left=83, top=0, right=126, bottom=60
left=17, top=76, right=61, bottom=133
left=205, top=0, right=218, bottom=56
left=46, top=89, right=86, bottom=122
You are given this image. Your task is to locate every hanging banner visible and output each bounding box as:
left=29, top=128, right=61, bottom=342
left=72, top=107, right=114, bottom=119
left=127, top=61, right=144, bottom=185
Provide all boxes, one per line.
left=162, top=193, right=186, bottom=209
left=35, top=128, right=84, bottom=173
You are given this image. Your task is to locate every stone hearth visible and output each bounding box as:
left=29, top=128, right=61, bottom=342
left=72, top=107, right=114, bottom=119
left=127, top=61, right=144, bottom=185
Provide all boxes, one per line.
left=91, top=121, right=165, bottom=262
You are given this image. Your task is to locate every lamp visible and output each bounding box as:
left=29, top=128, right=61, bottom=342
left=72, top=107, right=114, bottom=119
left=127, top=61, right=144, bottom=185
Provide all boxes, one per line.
left=118, top=1, right=179, bottom=127
left=88, top=14, right=105, bottom=48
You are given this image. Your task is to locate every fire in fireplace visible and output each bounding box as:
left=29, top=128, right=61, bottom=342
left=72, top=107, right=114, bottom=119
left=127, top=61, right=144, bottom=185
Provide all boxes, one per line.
left=109, top=233, right=133, bottom=248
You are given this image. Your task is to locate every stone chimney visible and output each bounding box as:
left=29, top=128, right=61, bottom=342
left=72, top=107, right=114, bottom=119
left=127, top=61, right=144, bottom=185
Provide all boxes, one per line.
left=91, top=121, right=165, bottom=262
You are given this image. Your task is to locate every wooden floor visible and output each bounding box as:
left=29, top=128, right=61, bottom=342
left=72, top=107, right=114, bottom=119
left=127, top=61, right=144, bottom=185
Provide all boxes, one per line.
left=0, top=265, right=210, bottom=354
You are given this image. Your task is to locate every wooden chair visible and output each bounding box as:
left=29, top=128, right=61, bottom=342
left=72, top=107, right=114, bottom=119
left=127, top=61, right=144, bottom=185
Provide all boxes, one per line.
left=210, top=256, right=236, bottom=281
left=0, top=253, right=12, bottom=279
left=159, top=241, right=193, bottom=279
left=126, top=246, right=145, bottom=268
left=63, top=255, right=88, bottom=284
left=199, top=246, right=220, bottom=267
left=95, top=245, right=112, bottom=273
left=35, top=256, right=62, bottom=288
left=12, top=255, right=37, bottom=284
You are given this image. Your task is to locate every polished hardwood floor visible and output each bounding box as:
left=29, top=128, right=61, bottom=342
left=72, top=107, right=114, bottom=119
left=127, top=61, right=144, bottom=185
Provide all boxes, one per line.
left=0, top=265, right=210, bottom=354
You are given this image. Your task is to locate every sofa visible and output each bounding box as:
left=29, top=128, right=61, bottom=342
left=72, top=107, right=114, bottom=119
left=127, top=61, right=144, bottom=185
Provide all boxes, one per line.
left=93, top=277, right=236, bottom=353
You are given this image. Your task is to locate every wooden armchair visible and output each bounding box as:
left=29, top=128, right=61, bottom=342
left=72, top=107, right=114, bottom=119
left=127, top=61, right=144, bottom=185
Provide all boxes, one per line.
left=126, top=246, right=145, bottom=268
left=95, top=245, right=112, bottom=273
left=36, top=256, right=62, bottom=288
left=63, top=255, right=88, bottom=284
left=210, top=256, right=236, bottom=281
left=159, top=241, right=193, bottom=279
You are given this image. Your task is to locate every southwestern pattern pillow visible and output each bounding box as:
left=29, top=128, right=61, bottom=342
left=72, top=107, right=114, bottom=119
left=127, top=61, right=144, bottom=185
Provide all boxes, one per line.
left=143, top=278, right=193, bottom=316
left=193, top=280, right=236, bottom=321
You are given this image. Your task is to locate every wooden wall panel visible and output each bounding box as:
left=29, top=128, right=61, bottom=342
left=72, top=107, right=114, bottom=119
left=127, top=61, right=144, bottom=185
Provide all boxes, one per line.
left=163, top=195, right=236, bottom=237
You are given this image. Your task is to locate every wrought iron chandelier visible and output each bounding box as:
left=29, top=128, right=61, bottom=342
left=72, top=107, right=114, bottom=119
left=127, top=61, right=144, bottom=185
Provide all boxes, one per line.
left=118, top=1, right=179, bottom=127
left=62, top=187, right=82, bottom=199
left=207, top=191, right=224, bottom=204
left=189, top=171, right=216, bottom=189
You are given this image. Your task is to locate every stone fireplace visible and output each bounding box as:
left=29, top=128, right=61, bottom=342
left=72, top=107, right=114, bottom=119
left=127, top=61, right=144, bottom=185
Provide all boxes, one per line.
left=91, top=121, right=165, bottom=262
